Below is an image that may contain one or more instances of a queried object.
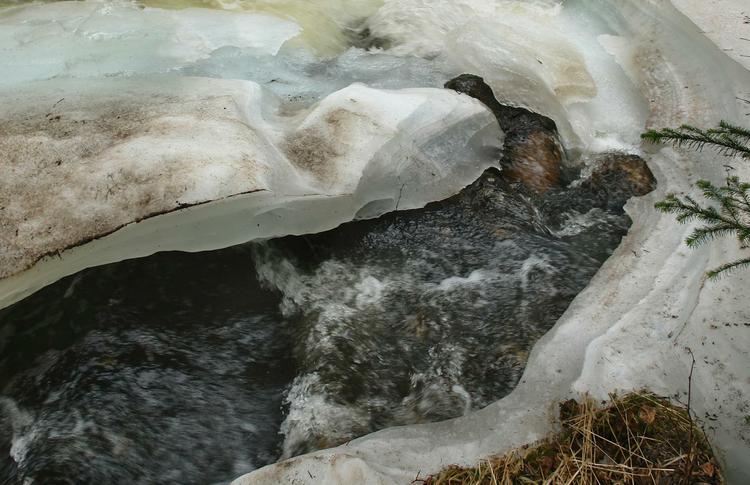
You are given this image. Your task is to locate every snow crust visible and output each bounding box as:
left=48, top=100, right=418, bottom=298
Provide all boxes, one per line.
left=141, top=0, right=385, bottom=56
left=232, top=1, right=750, bottom=483
left=0, top=76, right=501, bottom=309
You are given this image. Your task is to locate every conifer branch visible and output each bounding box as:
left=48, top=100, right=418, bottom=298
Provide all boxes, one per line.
left=642, top=123, right=750, bottom=159
left=706, top=257, right=750, bottom=279
left=644, top=121, right=750, bottom=278
left=716, top=120, right=750, bottom=141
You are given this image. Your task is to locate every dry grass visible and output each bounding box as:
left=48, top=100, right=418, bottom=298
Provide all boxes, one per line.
left=415, top=392, right=722, bottom=485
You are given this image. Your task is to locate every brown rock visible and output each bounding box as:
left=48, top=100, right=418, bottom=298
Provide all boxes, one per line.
left=502, top=130, right=564, bottom=196
left=584, top=153, right=656, bottom=205
left=445, top=74, right=565, bottom=195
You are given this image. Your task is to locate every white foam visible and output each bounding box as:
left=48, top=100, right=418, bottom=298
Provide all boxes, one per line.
left=436, top=270, right=490, bottom=292
left=550, top=209, right=617, bottom=238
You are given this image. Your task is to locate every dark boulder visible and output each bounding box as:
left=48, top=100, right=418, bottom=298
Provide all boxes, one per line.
left=445, top=74, right=565, bottom=195
left=541, top=152, right=656, bottom=230
left=584, top=152, right=656, bottom=207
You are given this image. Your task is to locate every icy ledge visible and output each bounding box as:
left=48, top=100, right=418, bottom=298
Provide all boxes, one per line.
left=233, top=1, right=750, bottom=484
left=0, top=78, right=502, bottom=309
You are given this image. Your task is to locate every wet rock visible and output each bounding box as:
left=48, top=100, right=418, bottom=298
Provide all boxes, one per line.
left=501, top=130, right=565, bottom=196
left=541, top=152, right=656, bottom=227
left=445, top=74, right=565, bottom=195
left=583, top=153, right=656, bottom=208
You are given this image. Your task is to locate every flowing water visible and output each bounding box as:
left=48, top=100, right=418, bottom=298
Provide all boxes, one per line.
left=0, top=163, right=639, bottom=483
left=0, top=248, right=295, bottom=484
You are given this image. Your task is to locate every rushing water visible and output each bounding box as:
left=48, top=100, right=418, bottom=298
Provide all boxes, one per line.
left=0, top=248, right=295, bottom=484
left=0, top=162, right=639, bottom=483
left=258, top=167, right=634, bottom=458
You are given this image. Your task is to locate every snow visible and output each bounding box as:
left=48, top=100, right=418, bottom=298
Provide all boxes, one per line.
left=0, top=76, right=501, bottom=310
left=671, top=0, right=750, bottom=71
left=142, top=0, right=385, bottom=56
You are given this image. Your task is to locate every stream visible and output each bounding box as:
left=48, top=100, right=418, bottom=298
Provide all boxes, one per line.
left=0, top=158, right=649, bottom=483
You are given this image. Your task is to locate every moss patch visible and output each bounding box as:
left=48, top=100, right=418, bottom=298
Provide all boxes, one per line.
left=416, top=392, right=722, bottom=484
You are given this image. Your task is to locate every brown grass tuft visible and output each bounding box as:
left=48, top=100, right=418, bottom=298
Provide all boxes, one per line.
left=414, top=392, right=722, bottom=485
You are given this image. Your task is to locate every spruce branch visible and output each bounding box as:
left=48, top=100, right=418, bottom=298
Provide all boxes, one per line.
left=715, top=120, right=750, bottom=142
left=685, top=224, right=741, bottom=248
left=706, top=257, right=750, bottom=279
left=642, top=123, right=750, bottom=159
left=645, top=120, right=750, bottom=278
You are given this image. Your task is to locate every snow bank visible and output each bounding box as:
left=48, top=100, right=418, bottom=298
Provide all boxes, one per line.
left=141, top=0, right=385, bottom=56
left=0, top=77, right=501, bottom=309
left=233, top=1, right=750, bottom=483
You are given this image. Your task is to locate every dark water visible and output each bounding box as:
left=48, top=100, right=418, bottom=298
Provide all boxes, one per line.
left=258, top=168, right=633, bottom=457
left=0, top=248, right=294, bottom=484
left=0, top=168, right=635, bottom=484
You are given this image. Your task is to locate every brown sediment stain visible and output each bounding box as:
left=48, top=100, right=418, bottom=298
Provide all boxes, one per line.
left=283, top=108, right=372, bottom=182
left=283, top=126, right=341, bottom=181
left=0, top=92, right=269, bottom=280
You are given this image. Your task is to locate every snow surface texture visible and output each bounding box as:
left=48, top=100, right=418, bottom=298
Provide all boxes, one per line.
left=0, top=75, right=501, bottom=308
left=140, top=0, right=386, bottom=57
left=232, top=1, right=750, bottom=484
